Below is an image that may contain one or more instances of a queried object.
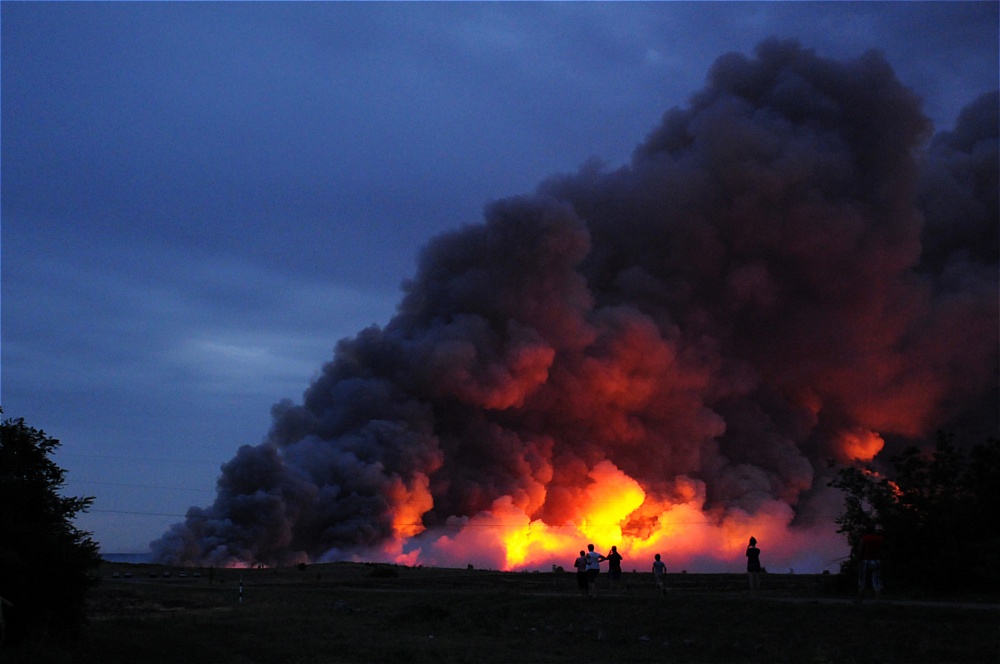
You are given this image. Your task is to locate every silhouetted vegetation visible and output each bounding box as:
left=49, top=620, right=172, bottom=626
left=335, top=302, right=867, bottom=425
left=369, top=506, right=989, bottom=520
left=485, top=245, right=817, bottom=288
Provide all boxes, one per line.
left=830, top=432, right=1000, bottom=597
left=0, top=412, right=102, bottom=655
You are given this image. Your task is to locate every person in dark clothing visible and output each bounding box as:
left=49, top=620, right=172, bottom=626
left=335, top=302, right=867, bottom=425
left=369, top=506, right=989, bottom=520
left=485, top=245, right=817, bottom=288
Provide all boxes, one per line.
left=857, top=532, right=884, bottom=601
left=605, top=545, right=623, bottom=593
left=573, top=550, right=589, bottom=597
left=746, top=536, right=762, bottom=596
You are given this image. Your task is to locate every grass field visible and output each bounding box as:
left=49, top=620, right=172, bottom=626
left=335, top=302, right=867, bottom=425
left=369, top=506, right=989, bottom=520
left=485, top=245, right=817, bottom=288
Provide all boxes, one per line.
left=9, top=561, right=999, bottom=663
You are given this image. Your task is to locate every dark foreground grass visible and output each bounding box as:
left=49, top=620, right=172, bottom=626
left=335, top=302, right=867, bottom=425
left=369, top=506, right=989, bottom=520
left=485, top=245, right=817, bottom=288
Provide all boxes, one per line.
left=8, top=563, right=999, bottom=663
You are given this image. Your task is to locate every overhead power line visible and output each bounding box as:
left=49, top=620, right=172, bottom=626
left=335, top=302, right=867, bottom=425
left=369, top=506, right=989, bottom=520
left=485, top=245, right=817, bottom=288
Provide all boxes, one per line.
left=87, top=509, right=794, bottom=528
left=74, top=479, right=215, bottom=493
left=59, top=452, right=222, bottom=465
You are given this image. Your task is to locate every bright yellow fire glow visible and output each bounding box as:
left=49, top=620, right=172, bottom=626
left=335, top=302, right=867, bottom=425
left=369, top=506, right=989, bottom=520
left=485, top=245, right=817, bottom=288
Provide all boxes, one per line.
left=497, top=461, right=646, bottom=568
left=578, top=460, right=646, bottom=544
left=385, top=460, right=844, bottom=573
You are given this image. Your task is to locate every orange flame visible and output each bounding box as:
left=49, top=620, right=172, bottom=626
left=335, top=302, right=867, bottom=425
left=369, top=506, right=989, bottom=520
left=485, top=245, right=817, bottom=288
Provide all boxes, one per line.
left=376, top=460, right=846, bottom=573
left=385, top=472, right=434, bottom=538
left=838, top=428, right=885, bottom=462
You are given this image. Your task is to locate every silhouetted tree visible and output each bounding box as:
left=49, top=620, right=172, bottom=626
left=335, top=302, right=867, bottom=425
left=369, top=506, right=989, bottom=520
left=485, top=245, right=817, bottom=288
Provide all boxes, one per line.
left=830, top=432, right=1000, bottom=596
left=0, top=411, right=101, bottom=649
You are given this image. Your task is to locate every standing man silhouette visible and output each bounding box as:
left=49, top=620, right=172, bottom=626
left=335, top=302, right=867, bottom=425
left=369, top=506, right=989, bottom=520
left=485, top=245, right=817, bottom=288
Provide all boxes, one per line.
left=585, top=543, right=605, bottom=597
left=606, top=545, right=623, bottom=593
left=573, top=550, right=589, bottom=597
left=857, top=531, right=884, bottom=602
left=652, top=553, right=667, bottom=595
left=746, top=536, right=762, bottom=597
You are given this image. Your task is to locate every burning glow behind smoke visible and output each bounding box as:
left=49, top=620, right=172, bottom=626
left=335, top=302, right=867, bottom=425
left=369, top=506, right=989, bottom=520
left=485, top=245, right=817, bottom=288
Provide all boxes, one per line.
left=153, top=40, right=999, bottom=573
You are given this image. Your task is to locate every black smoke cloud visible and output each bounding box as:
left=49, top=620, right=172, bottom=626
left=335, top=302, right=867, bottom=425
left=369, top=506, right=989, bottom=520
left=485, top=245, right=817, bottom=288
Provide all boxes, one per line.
left=153, top=40, right=998, bottom=567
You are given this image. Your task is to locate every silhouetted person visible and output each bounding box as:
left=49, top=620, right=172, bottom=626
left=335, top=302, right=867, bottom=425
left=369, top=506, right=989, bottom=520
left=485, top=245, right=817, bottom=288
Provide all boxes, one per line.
left=585, top=543, right=605, bottom=597
left=746, top=536, right=762, bottom=596
left=652, top=553, right=667, bottom=595
left=857, top=531, right=884, bottom=602
left=573, top=550, right=588, bottom=597
left=605, top=545, right=623, bottom=593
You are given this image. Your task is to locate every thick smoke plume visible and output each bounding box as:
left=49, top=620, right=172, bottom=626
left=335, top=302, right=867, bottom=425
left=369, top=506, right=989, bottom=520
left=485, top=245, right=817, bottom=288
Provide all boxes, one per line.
left=153, top=41, right=998, bottom=572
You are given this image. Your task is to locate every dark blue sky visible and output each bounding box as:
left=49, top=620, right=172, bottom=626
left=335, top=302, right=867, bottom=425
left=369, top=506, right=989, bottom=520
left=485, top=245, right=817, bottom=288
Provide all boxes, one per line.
left=3, top=2, right=997, bottom=555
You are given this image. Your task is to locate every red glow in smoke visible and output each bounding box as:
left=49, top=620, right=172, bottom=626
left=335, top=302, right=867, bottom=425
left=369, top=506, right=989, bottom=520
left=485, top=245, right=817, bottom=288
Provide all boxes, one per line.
left=371, top=460, right=846, bottom=573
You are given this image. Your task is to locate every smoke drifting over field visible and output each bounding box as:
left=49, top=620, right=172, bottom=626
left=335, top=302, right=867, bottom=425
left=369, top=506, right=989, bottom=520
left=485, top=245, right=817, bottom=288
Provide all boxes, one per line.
left=152, top=41, right=998, bottom=571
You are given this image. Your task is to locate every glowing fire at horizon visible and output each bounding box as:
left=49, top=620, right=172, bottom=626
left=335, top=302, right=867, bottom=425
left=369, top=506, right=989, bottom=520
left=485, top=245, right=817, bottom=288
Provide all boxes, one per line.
left=365, top=458, right=851, bottom=573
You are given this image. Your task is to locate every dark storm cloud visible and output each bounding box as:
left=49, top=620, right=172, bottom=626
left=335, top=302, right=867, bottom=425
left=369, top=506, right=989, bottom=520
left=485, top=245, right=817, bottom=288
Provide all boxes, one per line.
left=919, top=91, right=1000, bottom=271
left=152, top=41, right=999, bottom=566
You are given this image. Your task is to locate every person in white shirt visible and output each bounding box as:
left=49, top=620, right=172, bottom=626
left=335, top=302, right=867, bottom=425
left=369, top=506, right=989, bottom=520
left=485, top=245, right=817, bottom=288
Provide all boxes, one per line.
left=585, top=543, right=606, bottom=597
left=652, top=553, right=667, bottom=595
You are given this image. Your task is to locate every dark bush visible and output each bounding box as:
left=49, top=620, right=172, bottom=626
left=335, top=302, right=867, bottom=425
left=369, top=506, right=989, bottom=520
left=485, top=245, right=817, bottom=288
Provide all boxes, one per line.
left=830, top=433, right=1000, bottom=597
left=0, top=414, right=102, bottom=649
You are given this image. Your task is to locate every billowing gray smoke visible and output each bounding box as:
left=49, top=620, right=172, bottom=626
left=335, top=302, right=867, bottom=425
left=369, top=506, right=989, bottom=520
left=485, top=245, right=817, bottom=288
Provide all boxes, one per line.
left=152, top=40, right=998, bottom=568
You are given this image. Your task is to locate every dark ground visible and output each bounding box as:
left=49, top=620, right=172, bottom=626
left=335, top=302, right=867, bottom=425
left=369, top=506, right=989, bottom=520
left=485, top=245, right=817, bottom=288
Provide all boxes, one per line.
left=6, top=562, right=999, bottom=663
